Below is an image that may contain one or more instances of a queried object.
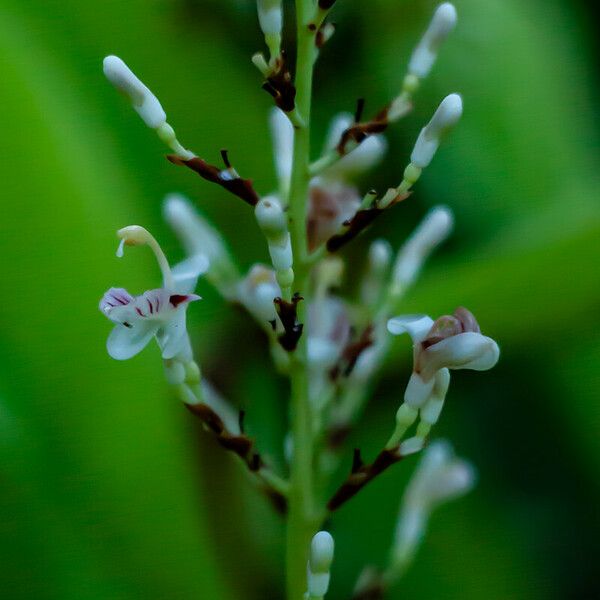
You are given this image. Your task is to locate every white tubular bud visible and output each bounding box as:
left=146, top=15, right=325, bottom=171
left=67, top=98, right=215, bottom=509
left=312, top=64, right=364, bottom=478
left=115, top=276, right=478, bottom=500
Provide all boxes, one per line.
left=163, top=194, right=240, bottom=298
left=410, top=93, right=463, bottom=168
left=408, top=3, right=457, bottom=79
left=307, top=531, right=334, bottom=598
left=405, top=441, right=475, bottom=510
left=255, top=197, right=293, bottom=276
left=238, top=264, right=280, bottom=324
left=322, top=112, right=387, bottom=179
left=269, top=242, right=293, bottom=272
left=255, top=196, right=287, bottom=237
left=103, top=55, right=166, bottom=128
left=269, top=108, right=294, bottom=195
left=257, top=0, right=282, bottom=36
left=391, top=440, right=473, bottom=575
left=361, top=239, right=392, bottom=307
left=392, top=206, right=454, bottom=288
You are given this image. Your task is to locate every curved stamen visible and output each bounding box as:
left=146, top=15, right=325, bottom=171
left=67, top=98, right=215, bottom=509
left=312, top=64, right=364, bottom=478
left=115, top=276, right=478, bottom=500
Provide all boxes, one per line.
left=116, top=225, right=175, bottom=289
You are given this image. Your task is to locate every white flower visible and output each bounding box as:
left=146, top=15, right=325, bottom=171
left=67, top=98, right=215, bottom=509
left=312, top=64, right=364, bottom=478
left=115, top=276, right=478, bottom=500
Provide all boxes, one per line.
left=410, top=93, right=463, bottom=168
left=100, top=226, right=208, bottom=361
left=388, top=308, right=499, bottom=408
left=408, top=3, right=458, bottom=79
left=103, top=56, right=166, bottom=129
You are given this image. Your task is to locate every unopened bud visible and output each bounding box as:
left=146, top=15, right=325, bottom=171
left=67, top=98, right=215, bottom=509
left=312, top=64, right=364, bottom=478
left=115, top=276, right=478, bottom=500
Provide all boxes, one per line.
left=255, top=196, right=287, bottom=237
left=411, top=94, right=462, bottom=168
left=392, top=206, right=454, bottom=288
left=307, top=531, right=335, bottom=597
left=408, top=3, right=457, bottom=79
left=257, top=0, right=282, bottom=36
left=103, top=56, right=166, bottom=128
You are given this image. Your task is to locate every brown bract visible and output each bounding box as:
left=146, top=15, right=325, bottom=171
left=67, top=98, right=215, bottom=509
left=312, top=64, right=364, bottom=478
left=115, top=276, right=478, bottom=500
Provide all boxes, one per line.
left=336, top=106, right=390, bottom=155
left=274, top=293, right=304, bottom=351
left=327, top=446, right=410, bottom=511
left=262, top=55, right=297, bottom=113
left=166, top=154, right=259, bottom=206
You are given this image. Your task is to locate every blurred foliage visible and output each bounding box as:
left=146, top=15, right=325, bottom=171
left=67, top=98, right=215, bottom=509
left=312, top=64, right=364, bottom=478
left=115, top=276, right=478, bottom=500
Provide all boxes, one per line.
left=0, top=0, right=598, bottom=599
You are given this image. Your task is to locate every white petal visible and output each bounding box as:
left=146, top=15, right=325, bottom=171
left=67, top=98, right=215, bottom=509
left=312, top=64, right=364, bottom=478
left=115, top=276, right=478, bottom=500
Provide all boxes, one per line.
left=421, top=332, right=499, bottom=378
left=387, top=314, right=434, bottom=343
left=99, top=288, right=136, bottom=323
left=106, top=322, right=158, bottom=360
left=156, top=309, right=189, bottom=360
left=420, top=368, right=450, bottom=425
left=171, top=254, right=209, bottom=294
left=403, top=371, right=435, bottom=408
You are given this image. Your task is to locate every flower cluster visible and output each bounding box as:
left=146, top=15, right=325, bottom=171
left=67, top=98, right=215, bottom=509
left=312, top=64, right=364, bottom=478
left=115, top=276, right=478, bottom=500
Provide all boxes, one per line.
left=98, top=3, right=499, bottom=599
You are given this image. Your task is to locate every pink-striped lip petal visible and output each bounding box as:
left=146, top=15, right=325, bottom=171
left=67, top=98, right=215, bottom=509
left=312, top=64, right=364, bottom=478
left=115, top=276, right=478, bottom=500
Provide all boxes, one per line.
left=100, top=288, right=134, bottom=315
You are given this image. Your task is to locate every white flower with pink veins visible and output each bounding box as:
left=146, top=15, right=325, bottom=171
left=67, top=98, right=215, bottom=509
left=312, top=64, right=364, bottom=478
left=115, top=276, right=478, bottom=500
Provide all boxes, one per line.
left=99, top=225, right=208, bottom=361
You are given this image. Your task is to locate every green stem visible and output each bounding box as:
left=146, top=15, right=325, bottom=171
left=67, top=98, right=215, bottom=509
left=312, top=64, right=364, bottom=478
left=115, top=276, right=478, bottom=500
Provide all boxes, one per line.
left=286, top=2, right=318, bottom=599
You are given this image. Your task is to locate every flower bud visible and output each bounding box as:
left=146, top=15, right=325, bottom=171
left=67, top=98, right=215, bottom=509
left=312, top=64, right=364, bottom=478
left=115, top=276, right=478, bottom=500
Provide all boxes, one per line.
left=361, top=239, right=392, bottom=307
left=405, top=441, right=475, bottom=510
left=323, top=113, right=387, bottom=179
left=269, top=108, right=294, bottom=194
left=307, top=531, right=335, bottom=597
left=163, top=194, right=240, bottom=299
left=103, top=55, right=166, bottom=128
left=410, top=94, right=462, bottom=168
left=310, top=531, right=335, bottom=573
left=408, top=3, right=457, bottom=79
left=257, top=0, right=282, bottom=36
left=255, top=196, right=287, bottom=237
left=392, top=206, right=454, bottom=289
left=238, top=264, right=280, bottom=324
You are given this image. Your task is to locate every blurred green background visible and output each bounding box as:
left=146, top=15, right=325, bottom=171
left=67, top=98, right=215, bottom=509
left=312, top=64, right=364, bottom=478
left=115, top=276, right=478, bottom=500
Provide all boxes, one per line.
left=1, top=0, right=598, bottom=598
